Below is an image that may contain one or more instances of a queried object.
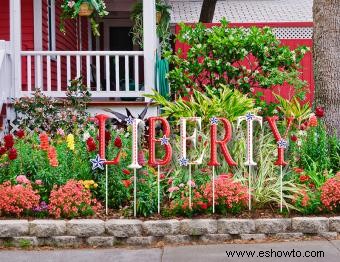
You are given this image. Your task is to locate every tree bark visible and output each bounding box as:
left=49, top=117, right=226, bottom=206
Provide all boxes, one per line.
left=199, top=0, right=218, bottom=23
left=313, top=0, right=340, bottom=137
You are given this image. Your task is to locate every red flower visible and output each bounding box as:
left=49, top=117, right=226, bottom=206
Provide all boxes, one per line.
left=199, top=202, right=208, bottom=210
left=299, top=175, right=309, bottom=183
left=114, top=136, right=122, bottom=148
left=315, top=106, right=324, bottom=118
left=309, top=183, right=315, bottom=189
left=86, top=137, right=96, bottom=152
left=122, top=179, right=132, bottom=188
left=160, top=173, right=165, bottom=180
left=122, top=169, right=131, bottom=175
left=15, top=130, right=25, bottom=139
left=293, top=167, right=304, bottom=174
left=8, top=148, right=17, bottom=160
left=290, top=135, right=298, bottom=142
left=0, top=147, right=6, bottom=155
left=4, top=134, right=14, bottom=149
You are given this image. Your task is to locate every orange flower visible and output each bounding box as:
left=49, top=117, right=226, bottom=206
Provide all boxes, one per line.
left=47, top=146, right=59, bottom=167
left=308, top=114, right=318, bottom=127
left=122, top=179, right=132, bottom=188
left=39, top=133, right=49, bottom=150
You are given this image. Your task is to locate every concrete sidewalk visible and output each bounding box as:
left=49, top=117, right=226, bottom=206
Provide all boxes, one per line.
left=0, top=240, right=339, bottom=262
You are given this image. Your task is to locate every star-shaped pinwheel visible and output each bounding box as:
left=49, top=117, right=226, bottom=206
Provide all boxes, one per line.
left=246, top=112, right=255, bottom=121
left=179, top=157, right=189, bottom=166
left=160, top=135, right=169, bottom=145
left=125, top=116, right=134, bottom=125
left=277, top=138, right=288, bottom=149
left=210, top=117, right=219, bottom=125
left=90, top=154, right=106, bottom=170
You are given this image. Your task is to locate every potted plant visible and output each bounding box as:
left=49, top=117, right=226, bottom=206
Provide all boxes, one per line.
left=60, top=0, right=109, bottom=37
left=130, top=0, right=172, bottom=53
left=79, top=1, right=94, bottom=16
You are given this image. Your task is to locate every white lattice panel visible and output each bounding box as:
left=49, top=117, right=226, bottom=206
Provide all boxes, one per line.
left=272, top=27, right=312, bottom=39
left=170, top=0, right=312, bottom=23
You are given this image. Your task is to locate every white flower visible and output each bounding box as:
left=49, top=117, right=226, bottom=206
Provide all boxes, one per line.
left=297, top=140, right=302, bottom=146
left=125, top=132, right=130, bottom=138
left=298, top=130, right=307, bottom=137
left=272, top=109, right=278, bottom=114
left=68, top=1, right=75, bottom=8
left=179, top=183, right=184, bottom=188
left=83, top=132, right=90, bottom=141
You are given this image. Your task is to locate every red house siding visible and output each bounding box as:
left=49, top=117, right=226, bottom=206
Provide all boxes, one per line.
left=40, top=0, right=89, bottom=91
left=175, top=23, right=314, bottom=105
left=0, top=0, right=9, bottom=41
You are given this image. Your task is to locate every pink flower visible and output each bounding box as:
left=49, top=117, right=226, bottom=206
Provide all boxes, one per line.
left=68, top=1, right=75, bottom=8
left=57, top=128, right=65, bottom=136
left=168, top=186, right=179, bottom=193
left=35, top=180, right=43, bottom=185
left=187, top=180, right=196, bottom=187
left=16, top=175, right=30, bottom=184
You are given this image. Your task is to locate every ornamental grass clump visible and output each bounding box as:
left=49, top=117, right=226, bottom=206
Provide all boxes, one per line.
left=0, top=181, right=40, bottom=216
left=48, top=180, right=101, bottom=218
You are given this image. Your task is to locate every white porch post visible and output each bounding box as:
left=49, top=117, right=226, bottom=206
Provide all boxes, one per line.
left=143, top=0, right=157, bottom=101
left=10, top=0, right=22, bottom=98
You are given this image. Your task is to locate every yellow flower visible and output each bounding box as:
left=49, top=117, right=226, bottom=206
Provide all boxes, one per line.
left=84, top=184, right=90, bottom=189
left=121, top=151, right=128, bottom=159
left=93, top=183, right=98, bottom=188
left=66, top=134, right=75, bottom=151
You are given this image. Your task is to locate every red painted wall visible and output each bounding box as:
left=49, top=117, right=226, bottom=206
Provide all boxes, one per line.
left=41, top=0, right=89, bottom=91
left=0, top=0, right=89, bottom=91
left=175, top=23, right=314, bottom=105
left=0, top=0, right=9, bottom=41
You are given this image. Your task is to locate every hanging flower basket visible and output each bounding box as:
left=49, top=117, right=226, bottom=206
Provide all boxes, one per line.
left=156, top=11, right=162, bottom=25
left=60, top=0, right=109, bottom=37
left=79, top=2, right=94, bottom=17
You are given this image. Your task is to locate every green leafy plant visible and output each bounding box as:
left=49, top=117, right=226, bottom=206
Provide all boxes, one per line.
left=13, top=77, right=91, bottom=134
left=274, top=94, right=311, bottom=127
left=167, top=19, right=310, bottom=116
left=146, top=84, right=255, bottom=128
left=60, top=0, right=108, bottom=37
left=291, top=122, right=340, bottom=173
left=130, top=0, right=172, bottom=53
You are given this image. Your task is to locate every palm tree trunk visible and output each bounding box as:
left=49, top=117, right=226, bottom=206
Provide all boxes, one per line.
left=313, top=0, right=340, bottom=137
left=199, top=0, right=218, bottom=23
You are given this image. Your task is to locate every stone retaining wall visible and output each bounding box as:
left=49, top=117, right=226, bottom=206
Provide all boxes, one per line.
left=0, top=217, right=339, bottom=248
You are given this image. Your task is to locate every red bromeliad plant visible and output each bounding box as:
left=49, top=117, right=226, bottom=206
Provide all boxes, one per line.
left=0, top=181, right=40, bottom=216
left=48, top=180, right=101, bottom=218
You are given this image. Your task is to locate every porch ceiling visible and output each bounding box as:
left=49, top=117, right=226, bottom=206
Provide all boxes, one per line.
left=106, top=0, right=136, bottom=12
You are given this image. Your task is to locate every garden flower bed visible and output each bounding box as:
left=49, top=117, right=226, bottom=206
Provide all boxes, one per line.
left=0, top=24, right=339, bottom=230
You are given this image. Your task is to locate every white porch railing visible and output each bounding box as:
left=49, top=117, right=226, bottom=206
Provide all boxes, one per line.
left=20, top=51, right=147, bottom=99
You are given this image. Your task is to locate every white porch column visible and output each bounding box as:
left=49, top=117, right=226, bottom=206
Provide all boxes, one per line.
left=143, top=0, right=157, bottom=101
left=10, top=0, right=22, bottom=98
